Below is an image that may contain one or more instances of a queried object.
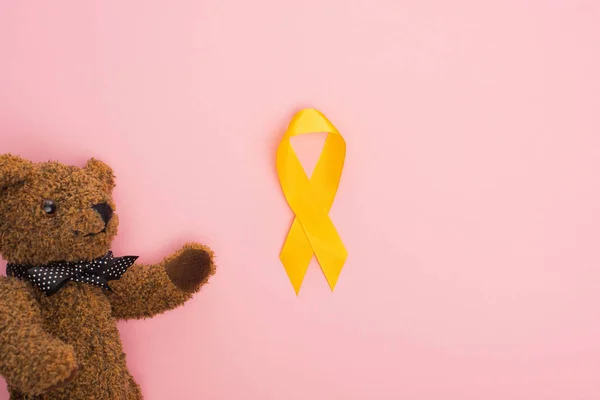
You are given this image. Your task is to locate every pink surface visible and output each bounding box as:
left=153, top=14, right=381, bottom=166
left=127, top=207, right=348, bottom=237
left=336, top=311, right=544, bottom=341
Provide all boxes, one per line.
left=1, top=1, right=600, bottom=399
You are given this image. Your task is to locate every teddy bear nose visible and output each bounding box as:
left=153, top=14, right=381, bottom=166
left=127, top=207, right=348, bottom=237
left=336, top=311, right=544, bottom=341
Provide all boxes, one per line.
left=92, top=202, right=113, bottom=226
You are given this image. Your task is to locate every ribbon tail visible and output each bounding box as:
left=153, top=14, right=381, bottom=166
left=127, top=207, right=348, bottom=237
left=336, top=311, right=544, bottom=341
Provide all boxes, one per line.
left=294, top=202, right=348, bottom=292
left=26, top=267, right=76, bottom=297
left=280, top=218, right=314, bottom=295
left=314, top=239, right=348, bottom=291
left=45, top=277, right=73, bottom=296
left=95, top=275, right=113, bottom=292
left=102, top=255, right=138, bottom=280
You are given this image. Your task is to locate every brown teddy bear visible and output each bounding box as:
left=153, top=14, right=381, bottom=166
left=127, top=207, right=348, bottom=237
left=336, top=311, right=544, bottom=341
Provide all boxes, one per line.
left=0, top=154, right=216, bottom=399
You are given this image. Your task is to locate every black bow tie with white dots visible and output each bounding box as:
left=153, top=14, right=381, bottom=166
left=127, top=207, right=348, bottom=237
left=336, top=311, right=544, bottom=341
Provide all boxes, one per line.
left=6, top=251, right=138, bottom=296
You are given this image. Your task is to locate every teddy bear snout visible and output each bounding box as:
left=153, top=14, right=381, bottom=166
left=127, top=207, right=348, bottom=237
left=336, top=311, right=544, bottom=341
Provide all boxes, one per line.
left=92, top=202, right=113, bottom=226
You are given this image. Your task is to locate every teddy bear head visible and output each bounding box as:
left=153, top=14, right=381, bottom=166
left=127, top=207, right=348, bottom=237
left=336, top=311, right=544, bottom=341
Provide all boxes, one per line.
left=0, top=154, right=119, bottom=265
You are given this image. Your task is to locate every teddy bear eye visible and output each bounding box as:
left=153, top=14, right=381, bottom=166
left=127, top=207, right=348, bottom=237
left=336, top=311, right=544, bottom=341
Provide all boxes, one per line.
left=42, top=200, right=57, bottom=215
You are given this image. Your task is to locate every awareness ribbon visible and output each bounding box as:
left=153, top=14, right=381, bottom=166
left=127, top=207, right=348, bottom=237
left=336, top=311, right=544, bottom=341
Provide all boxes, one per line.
left=277, top=108, right=347, bottom=294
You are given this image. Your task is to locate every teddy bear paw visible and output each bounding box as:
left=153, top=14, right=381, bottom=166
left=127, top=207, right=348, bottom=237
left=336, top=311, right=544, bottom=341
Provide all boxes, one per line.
left=165, top=243, right=215, bottom=293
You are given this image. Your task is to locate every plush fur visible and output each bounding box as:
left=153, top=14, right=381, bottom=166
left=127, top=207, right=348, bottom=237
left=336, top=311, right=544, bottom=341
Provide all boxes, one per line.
left=0, top=154, right=216, bottom=399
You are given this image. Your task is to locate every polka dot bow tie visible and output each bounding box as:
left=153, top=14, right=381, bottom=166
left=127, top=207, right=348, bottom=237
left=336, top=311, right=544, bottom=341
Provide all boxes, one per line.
left=6, top=251, right=138, bottom=296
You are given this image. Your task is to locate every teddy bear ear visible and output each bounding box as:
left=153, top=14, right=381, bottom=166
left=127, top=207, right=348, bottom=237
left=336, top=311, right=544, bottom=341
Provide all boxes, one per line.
left=0, top=154, right=33, bottom=190
left=84, top=158, right=116, bottom=191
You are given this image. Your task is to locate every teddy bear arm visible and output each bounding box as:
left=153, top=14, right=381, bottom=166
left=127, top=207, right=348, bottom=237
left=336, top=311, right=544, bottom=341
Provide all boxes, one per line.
left=106, top=262, right=195, bottom=320
left=0, top=277, right=78, bottom=395
left=107, top=243, right=215, bottom=320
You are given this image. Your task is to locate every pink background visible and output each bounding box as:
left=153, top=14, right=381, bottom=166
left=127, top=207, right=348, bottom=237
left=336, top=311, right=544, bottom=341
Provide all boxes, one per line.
left=1, top=1, right=600, bottom=399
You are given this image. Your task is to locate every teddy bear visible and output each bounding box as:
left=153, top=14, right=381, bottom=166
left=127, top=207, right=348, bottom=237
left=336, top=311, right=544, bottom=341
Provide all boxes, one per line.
left=0, top=154, right=216, bottom=399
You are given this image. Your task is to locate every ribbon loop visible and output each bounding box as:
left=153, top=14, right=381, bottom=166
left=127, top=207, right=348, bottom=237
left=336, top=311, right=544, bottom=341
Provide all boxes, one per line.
left=277, top=108, right=347, bottom=294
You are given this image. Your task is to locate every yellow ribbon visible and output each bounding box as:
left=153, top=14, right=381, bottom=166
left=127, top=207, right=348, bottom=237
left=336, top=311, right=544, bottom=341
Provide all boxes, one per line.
left=277, top=108, right=348, bottom=294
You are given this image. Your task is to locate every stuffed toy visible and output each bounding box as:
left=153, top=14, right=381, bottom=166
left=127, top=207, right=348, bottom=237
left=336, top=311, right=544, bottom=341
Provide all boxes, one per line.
left=0, top=154, right=216, bottom=399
